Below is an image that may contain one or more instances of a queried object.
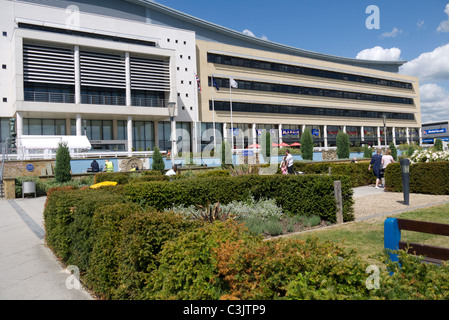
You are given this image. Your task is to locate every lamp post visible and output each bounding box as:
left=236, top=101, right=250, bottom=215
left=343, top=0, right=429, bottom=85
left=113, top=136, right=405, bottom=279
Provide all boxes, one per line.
left=167, top=101, right=176, bottom=165
left=400, top=158, right=410, bottom=205
left=383, top=114, right=387, bottom=150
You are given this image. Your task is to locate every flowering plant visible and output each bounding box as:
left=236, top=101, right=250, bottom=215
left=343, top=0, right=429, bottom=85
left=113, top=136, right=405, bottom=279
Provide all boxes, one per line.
left=409, top=149, right=449, bottom=164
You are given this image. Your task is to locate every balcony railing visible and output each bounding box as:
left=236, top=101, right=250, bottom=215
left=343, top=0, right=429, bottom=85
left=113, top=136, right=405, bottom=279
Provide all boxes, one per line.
left=24, top=91, right=167, bottom=108
left=81, top=94, right=126, bottom=106
left=24, top=91, right=75, bottom=103
left=132, top=97, right=167, bottom=108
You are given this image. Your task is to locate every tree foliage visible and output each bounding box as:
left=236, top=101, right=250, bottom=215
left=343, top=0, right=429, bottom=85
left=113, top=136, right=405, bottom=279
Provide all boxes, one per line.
left=152, top=146, right=165, bottom=173
left=336, top=131, right=350, bottom=159
left=54, top=142, right=71, bottom=183
left=300, top=128, right=314, bottom=160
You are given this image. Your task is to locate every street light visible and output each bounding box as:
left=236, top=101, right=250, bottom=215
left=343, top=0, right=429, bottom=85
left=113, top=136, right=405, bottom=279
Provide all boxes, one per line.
left=383, top=114, right=387, bottom=150
left=167, top=101, right=176, bottom=165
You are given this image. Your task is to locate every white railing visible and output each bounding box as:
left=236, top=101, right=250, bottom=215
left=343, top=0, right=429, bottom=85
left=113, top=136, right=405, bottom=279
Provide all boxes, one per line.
left=24, top=91, right=75, bottom=103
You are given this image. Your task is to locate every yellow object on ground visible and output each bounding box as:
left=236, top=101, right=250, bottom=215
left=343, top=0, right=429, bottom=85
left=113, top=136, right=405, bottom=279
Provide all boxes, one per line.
left=89, top=181, right=118, bottom=189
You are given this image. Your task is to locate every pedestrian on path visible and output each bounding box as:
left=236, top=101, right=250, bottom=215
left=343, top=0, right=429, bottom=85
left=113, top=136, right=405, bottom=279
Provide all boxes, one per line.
left=285, top=149, right=294, bottom=174
left=368, top=148, right=383, bottom=189
left=381, top=149, right=395, bottom=187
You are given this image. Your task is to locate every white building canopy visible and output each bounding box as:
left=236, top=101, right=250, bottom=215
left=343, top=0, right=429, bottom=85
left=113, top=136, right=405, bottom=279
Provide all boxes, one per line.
left=19, top=135, right=91, bottom=150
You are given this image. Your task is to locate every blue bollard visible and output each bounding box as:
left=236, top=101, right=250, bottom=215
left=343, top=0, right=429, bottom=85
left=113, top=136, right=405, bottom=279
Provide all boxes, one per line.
left=384, top=217, right=401, bottom=273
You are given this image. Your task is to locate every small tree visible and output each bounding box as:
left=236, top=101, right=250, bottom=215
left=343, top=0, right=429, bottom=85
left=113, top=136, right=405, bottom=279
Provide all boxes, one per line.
left=152, top=146, right=165, bottom=172
left=261, top=130, right=271, bottom=163
left=300, top=128, right=314, bottom=161
left=55, top=142, right=71, bottom=183
left=336, top=131, right=350, bottom=159
left=434, top=138, right=443, bottom=151
left=363, top=144, right=372, bottom=158
left=389, top=142, right=398, bottom=160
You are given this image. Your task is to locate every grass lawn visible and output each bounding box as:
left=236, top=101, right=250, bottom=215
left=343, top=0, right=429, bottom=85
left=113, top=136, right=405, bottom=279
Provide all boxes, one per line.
left=288, top=202, right=449, bottom=266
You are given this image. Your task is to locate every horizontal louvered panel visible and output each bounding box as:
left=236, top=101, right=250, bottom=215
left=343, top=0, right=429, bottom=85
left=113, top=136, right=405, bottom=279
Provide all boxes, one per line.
left=130, top=56, right=170, bottom=91
left=23, top=43, right=74, bottom=85
left=80, top=50, right=126, bottom=88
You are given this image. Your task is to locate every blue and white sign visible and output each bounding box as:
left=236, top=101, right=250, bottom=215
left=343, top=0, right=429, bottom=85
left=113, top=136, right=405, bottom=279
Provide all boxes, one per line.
left=311, top=129, right=320, bottom=136
left=423, top=128, right=446, bottom=135
left=25, top=163, right=34, bottom=172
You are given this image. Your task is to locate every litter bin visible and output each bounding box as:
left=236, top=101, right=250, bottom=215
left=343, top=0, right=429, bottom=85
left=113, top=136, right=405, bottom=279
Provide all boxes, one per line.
left=22, top=180, right=36, bottom=198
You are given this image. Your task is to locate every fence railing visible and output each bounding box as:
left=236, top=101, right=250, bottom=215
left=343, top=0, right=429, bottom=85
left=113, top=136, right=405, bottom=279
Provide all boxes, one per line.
left=132, top=97, right=167, bottom=108
left=24, top=91, right=75, bottom=104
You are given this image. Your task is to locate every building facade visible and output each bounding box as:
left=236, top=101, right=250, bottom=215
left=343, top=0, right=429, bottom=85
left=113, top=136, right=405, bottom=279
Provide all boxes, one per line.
left=421, top=121, right=449, bottom=146
left=0, top=0, right=421, bottom=157
left=0, top=0, right=199, bottom=154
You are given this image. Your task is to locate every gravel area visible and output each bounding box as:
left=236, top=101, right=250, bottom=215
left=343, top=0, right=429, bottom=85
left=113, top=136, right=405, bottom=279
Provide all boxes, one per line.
left=353, top=185, right=449, bottom=221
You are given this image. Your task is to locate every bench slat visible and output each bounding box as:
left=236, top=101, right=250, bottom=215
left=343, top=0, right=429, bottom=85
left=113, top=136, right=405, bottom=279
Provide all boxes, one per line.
left=399, top=241, right=449, bottom=261
left=397, top=218, right=449, bottom=237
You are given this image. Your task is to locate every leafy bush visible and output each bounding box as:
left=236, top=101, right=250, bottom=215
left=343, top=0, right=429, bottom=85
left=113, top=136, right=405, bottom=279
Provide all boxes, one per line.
left=300, top=128, right=314, bottom=160
left=143, top=220, right=256, bottom=300
left=337, top=131, right=350, bottom=159
left=385, top=161, right=449, bottom=194
left=363, top=145, right=373, bottom=158
left=123, top=174, right=354, bottom=223
left=55, top=142, right=71, bottom=183
left=152, top=147, right=165, bottom=172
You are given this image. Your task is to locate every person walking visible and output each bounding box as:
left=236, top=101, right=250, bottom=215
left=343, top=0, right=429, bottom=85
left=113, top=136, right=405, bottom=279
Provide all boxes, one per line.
left=381, top=149, right=395, bottom=187
left=368, top=149, right=383, bottom=189
left=285, top=149, right=294, bottom=174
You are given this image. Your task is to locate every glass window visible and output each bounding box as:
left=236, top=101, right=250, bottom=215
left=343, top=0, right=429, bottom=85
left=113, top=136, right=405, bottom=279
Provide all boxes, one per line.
left=117, top=120, right=127, bottom=140
left=42, top=119, right=55, bottom=135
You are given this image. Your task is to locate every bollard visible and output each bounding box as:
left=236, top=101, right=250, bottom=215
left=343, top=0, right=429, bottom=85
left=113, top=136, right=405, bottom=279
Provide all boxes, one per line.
left=400, top=158, right=410, bottom=205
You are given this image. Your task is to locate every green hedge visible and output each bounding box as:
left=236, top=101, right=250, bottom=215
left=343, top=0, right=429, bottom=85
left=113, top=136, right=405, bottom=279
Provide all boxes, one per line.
left=43, top=188, right=449, bottom=300
left=385, top=161, right=449, bottom=194
left=124, top=174, right=354, bottom=223
left=94, top=170, right=163, bottom=184
left=282, top=162, right=376, bottom=187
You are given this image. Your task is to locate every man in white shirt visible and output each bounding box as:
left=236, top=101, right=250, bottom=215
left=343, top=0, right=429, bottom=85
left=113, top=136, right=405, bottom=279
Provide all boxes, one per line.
left=285, top=149, right=294, bottom=174
left=165, top=164, right=177, bottom=176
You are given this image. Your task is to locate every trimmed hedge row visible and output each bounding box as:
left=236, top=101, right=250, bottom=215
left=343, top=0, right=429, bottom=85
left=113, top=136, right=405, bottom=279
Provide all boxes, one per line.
left=94, top=170, right=164, bottom=184
left=282, top=162, right=376, bottom=187
left=43, top=189, right=449, bottom=300
left=123, top=174, right=354, bottom=223
left=385, top=161, right=449, bottom=194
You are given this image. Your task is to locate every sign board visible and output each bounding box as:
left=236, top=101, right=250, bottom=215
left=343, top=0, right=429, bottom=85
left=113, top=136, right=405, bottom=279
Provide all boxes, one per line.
left=423, top=128, right=446, bottom=135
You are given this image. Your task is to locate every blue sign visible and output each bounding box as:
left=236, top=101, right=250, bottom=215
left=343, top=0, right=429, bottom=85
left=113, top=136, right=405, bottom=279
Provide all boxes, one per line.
left=242, top=150, right=254, bottom=157
left=25, top=163, right=34, bottom=172
left=311, top=129, right=319, bottom=136
left=424, top=128, right=446, bottom=135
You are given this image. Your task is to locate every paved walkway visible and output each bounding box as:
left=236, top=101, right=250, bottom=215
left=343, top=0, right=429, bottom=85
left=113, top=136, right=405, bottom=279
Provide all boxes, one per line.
left=0, top=197, right=92, bottom=300
left=2, top=187, right=449, bottom=300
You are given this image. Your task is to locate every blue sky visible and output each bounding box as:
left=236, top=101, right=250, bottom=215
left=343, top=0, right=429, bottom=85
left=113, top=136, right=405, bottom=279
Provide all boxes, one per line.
left=155, top=0, right=449, bottom=123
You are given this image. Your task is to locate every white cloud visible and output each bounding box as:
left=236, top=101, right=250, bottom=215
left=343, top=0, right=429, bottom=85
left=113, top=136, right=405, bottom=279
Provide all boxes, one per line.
left=242, top=29, right=256, bottom=37
left=419, top=84, right=449, bottom=123
left=437, top=3, right=449, bottom=32
left=417, top=20, right=425, bottom=30
left=381, top=27, right=403, bottom=38
left=355, top=46, right=402, bottom=61
left=400, top=43, right=449, bottom=82
left=242, top=29, right=268, bottom=41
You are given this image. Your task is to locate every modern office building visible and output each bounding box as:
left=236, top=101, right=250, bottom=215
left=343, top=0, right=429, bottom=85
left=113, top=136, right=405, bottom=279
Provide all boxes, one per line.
left=0, top=0, right=421, bottom=156
left=421, top=121, right=449, bottom=145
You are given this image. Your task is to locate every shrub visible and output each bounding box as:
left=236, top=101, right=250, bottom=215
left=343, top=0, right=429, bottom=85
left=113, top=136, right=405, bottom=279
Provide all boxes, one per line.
left=115, top=211, right=203, bottom=299
left=54, top=142, right=71, bottom=183
left=434, top=138, right=443, bottom=151
left=363, top=144, right=373, bottom=158
left=385, top=161, right=449, bottom=194
left=124, top=174, right=354, bottom=223
left=152, top=147, right=165, bottom=172
left=336, top=131, right=350, bottom=159
left=213, top=236, right=370, bottom=300
left=261, top=130, right=271, bottom=163
left=143, top=220, right=256, bottom=300
left=300, top=128, right=314, bottom=160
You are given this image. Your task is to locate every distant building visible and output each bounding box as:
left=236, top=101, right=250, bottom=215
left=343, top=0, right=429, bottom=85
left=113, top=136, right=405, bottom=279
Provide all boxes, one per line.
left=0, top=0, right=421, bottom=156
left=421, top=121, right=449, bottom=146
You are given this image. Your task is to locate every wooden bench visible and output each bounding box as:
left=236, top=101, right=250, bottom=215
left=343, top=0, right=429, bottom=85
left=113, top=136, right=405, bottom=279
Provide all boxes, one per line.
left=384, top=217, right=449, bottom=265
